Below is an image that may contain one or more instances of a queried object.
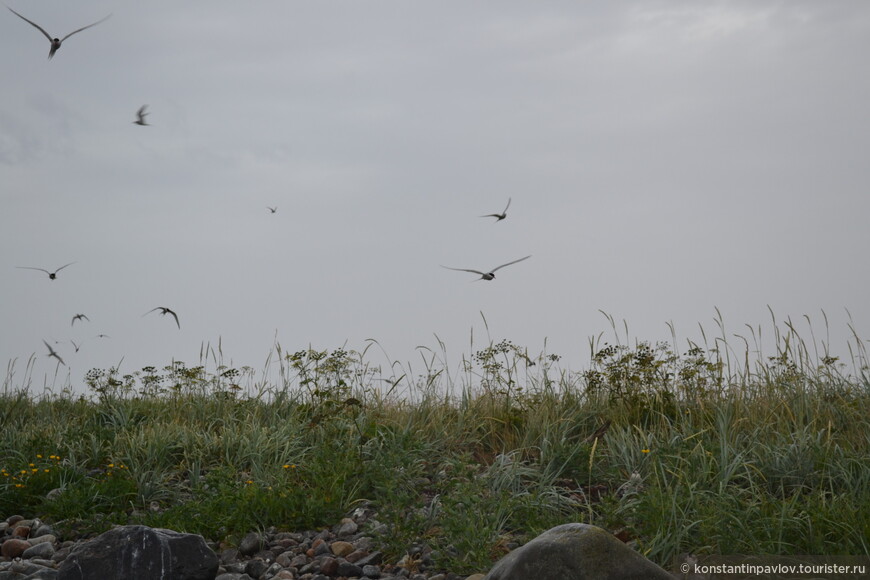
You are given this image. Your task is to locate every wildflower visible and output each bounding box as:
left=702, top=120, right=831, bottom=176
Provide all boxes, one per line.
left=641, top=449, right=650, bottom=454
left=36, top=454, right=43, bottom=459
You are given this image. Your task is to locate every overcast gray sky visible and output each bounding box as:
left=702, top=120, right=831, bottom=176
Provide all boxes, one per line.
left=3, top=1, right=869, bottom=395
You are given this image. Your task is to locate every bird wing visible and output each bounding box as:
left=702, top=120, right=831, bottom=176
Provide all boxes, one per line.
left=168, top=309, right=180, bottom=329
left=441, top=266, right=485, bottom=276
left=60, top=13, right=111, bottom=42
left=7, top=7, right=53, bottom=41
left=42, top=340, right=65, bottom=365
left=480, top=213, right=501, bottom=218
left=503, top=197, right=512, bottom=213
left=143, top=307, right=162, bottom=316
left=490, top=255, right=531, bottom=273
left=54, top=262, right=75, bottom=273
left=17, top=266, right=50, bottom=274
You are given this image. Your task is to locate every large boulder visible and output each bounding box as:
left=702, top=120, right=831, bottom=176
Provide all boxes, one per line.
left=483, top=523, right=673, bottom=580
left=58, top=525, right=218, bottom=580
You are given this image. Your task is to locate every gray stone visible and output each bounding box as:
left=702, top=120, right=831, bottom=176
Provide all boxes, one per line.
left=363, top=564, right=382, bottom=578
left=23, top=542, right=55, bottom=559
left=57, top=525, right=218, bottom=580
left=23, top=570, right=58, bottom=580
left=244, top=558, right=270, bottom=578
left=337, top=518, right=358, bottom=536
left=482, top=523, right=673, bottom=580
left=337, top=561, right=363, bottom=577
left=238, top=532, right=265, bottom=557
left=11, top=561, right=46, bottom=576
left=28, top=535, right=56, bottom=547
left=355, top=551, right=383, bottom=567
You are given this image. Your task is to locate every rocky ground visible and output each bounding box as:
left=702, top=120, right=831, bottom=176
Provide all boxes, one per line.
left=0, top=506, right=488, bottom=580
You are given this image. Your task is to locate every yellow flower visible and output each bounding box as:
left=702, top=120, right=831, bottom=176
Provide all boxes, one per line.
left=641, top=449, right=650, bottom=454
left=36, top=454, right=43, bottom=459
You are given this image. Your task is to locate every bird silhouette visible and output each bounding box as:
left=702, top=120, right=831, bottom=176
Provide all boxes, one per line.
left=71, top=313, right=90, bottom=326
left=144, top=307, right=180, bottom=329
left=133, top=105, right=149, bottom=126
left=70, top=340, right=82, bottom=353
left=17, top=262, right=75, bottom=280
left=42, top=340, right=65, bottom=366
left=480, top=198, right=512, bottom=222
left=441, top=255, right=531, bottom=281
left=267, top=206, right=277, bottom=214
left=6, top=6, right=111, bottom=59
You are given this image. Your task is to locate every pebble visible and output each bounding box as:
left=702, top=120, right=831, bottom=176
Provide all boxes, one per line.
left=0, top=509, right=489, bottom=580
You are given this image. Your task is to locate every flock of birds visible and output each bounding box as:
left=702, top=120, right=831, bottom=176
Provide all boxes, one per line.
left=16, top=259, right=181, bottom=367
left=7, top=6, right=531, bottom=369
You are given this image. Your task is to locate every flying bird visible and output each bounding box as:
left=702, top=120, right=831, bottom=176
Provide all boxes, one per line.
left=441, top=255, right=531, bottom=281
left=144, top=306, right=180, bottom=329
left=133, top=105, right=149, bottom=126
left=480, top=198, right=512, bottom=222
left=267, top=206, right=277, bottom=214
left=71, top=313, right=90, bottom=326
left=70, top=340, right=82, bottom=353
left=42, top=339, right=65, bottom=366
left=6, top=6, right=111, bottom=60
left=17, top=262, right=75, bottom=280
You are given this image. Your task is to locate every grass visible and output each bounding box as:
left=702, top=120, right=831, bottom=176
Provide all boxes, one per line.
left=2, top=312, right=869, bottom=573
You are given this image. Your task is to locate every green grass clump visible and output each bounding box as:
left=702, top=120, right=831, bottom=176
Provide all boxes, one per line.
left=2, top=314, right=869, bottom=573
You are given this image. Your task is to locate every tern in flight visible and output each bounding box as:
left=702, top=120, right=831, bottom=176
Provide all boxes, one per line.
left=133, top=105, right=149, bottom=126
left=70, top=340, right=82, bottom=353
left=71, top=313, right=90, bottom=326
left=441, top=255, right=531, bottom=281
left=480, top=198, right=512, bottom=222
left=6, top=6, right=111, bottom=60
left=144, top=307, right=180, bottom=329
left=17, top=262, right=75, bottom=280
left=267, top=206, right=277, bottom=214
left=42, top=340, right=65, bottom=366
